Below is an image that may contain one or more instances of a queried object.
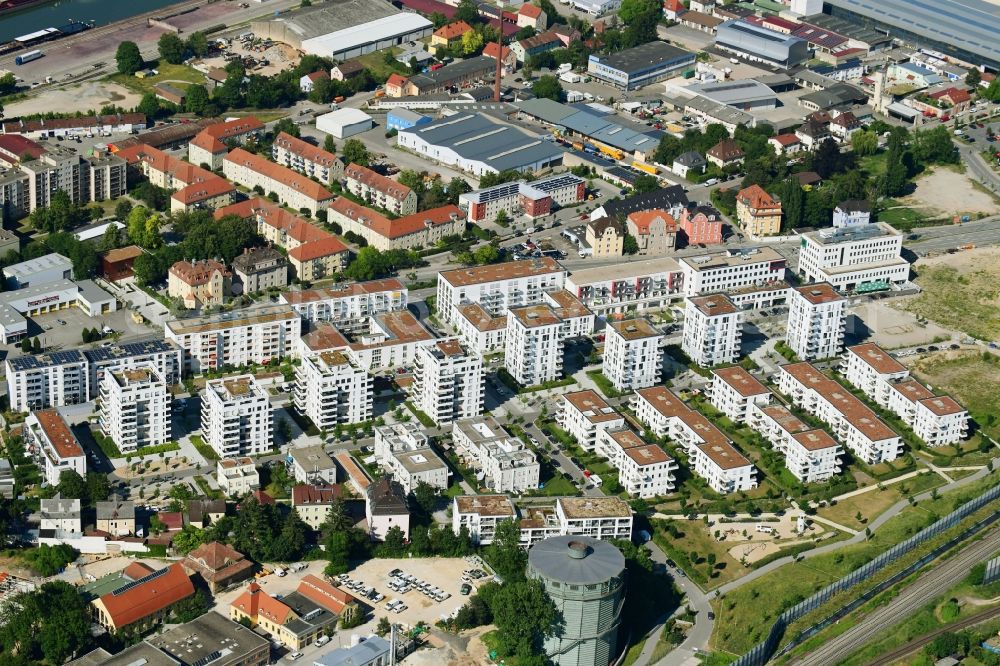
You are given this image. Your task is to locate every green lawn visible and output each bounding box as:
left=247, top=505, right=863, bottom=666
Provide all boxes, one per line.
left=909, top=352, right=1000, bottom=440
left=653, top=519, right=754, bottom=588
left=816, top=471, right=943, bottom=531
left=877, top=206, right=928, bottom=229
left=107, top=63, right=207, bottom=95
left=189, top=435, right=219, bottom=461
left=587, top=370, right=625, bottom=398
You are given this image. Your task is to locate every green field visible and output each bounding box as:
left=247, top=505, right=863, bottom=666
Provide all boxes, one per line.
left=816, top=471, right=943, bottom=531
left=910, top=352, right=1000, bottom=440
left=107, top=63, right=207, bottom=95
left=901, top=264, right=1000, bottom=342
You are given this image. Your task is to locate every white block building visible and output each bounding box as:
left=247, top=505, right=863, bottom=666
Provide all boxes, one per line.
left=596, top=428, right=677, bottom=499
left=682, top=294, right=743, bottom=367
left=603, top=318, right=664, bottom=392
left=708, top=366, right=772, bottom=423
left=289, top=445, right=338, bottom=485
left=841, top=343, right=910, bottom=407
left=293, top=350, right=373, bottom=432
left=24, top=409, right=85, bottom=487
left=280, top=279, right=407, bottom=328
left=217, top=457, right=260, bottom=496
left=797, top=223, right=909, bottom=292
left=452, top=495, right=517, bottom=545
left=786, top=283, right=847, bottom=361
left=503, top=295, right=593, bottom=387
left=558, top=390, right=625, bottom=451
left=201, top=375, right=273, bottom=458
left=412, top=339, right=484, bottom=425
left=436, top=258, right=566, bottom=326
left=633, top=386, right=756, bottom=494
left=679, top=247, right=788, bottom=297
left=373, top=423, right=449, bottom=494
left=452, top=416, right=539, bottom=493
left=777, top=362, right=903, bottom=464
left=451, top=495, right=633, bottom=545
left=164, top=304, right=302, bottom=374
left=6, top=350, right=89, bottom=413
left=99, top=367, right=170, bottom=453
left=748, top=404, right=842, bottom=482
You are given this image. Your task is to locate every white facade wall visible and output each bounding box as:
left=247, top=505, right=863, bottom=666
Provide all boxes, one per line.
left=557, top=393, right=625, bottom=452
left=165, top=309, right=302, bottom=374
left=595, top=429, right=677, bottom=499
left=603, top=322, right=663, bottom=392
left=680, top=251, right=787, bottom=297
left=282, top=286, right=407, bottom=326
left=689, top=447, right=757, bottom=494
left=798, top=224, right=908, bottom=290
left=708, top=372, right=772, bottom=423
left=841, top=345, right=911, bottom=407
left=412, top=342, right=484, bottom=425
left=201, top=375, right=273, bottom=458
left=786, top=288, right=847, bottom=361
left=504, top=313, right=563, bottom=386
left=682, top=299, right=743, bottom=367
left=294, top=351, right=373, bottom=431
left=6, top=358, right=89, bottom=413
left=747, top=404, right=842, bottom=483
left=217, top=458, right=259, bottom=495
left=99, top=368, right=170, bottom=453
left=24, top=412, right=86, bottom=487
left=436, top=262, right=566, bottom=325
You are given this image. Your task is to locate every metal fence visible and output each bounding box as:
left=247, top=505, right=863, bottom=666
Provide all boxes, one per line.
left=985, top=554, right=1000, bottom=586
left=730, top=481, right=1000, bottom=666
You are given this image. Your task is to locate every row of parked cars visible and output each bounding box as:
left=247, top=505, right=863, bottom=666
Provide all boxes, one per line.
left=387, top=568, right=451, bottom=603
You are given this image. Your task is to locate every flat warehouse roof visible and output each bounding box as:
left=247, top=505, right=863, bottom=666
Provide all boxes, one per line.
left=301, top=12, right=432, bottom=54
left=591, top=41, right=694, bottom=75
left=824, top=0, right=1000, bottom=65
left=261, top=0, right=399, bottom=41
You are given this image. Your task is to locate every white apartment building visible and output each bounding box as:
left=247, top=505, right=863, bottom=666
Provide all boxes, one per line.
left=271, top=131, right=344, bottom=185
left=296, top=310, right=439, bottom=372
left=280, top=279, right=407, bottom=329
left=343, top=163, right=418, bottom=216
left=885, top=380, right=969, bottom=447
left=596, top=428, right=677, bottom=499
left=633, top=386, right=757, bottom=494
left=289, top=445, right=338, bottom=485
left=747, top=404, right=842, bottom=482
left=563, top=257, right=685, bottom=316
left=164, top=304, right=302, bottom=374
left=558, top=390, right=625, bottom=451
left=708, top=366, right=772, bottom=423
left=679, top=247, right=788, bottom=297
left=222, top=148, right=335, bottom=217
left=6, top=350, right=89, bottom=412
left=294, top=350, right=373, bottom=431
left=373, top=423, right=449, bottom=494
left=99, top=367, right=170, bottom=453
left=437, top=258, right=566, bottom=326
left=454, top=302, right=507, bottom=354
left=24, top=409, right=86, bottom=487
left=412, top=339, right=484, bottom=425
left=682, top=294, right=743, bottom=367
left=451, top=495, right=517, bottom=545
left=504, top=305, right=565, bottom=386
left=786, top=283, right=847, bottom=361
left=453, top=416, right=540, bottom=493
left=217, top=457, right=260, bottom=495
left=841, top=343, right=968, bottom=446
left=85, top=340, right=184, bottom=400
left=797, top=223, right=909, bottom=292
left=777, top=362, right=903, bottom=464
left=555, top=497, right=633, bottom=542
left=603, top=318, right=664, bottom=392
left=39, top=496, right=82, bottom=535
left=841, top=343, right=910, bottom=407
left=201, top=375, right=273, bottom=458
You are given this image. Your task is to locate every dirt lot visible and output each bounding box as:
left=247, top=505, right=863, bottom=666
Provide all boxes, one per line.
left=851, top=299, right=957, bottom=348
left=897, top=246, right=1000, bottom=342
left=197, top=41, right=299, bottom=79
left=5, top=81, right=141, bottom=117
left=901, top=167, right=999, bottom=218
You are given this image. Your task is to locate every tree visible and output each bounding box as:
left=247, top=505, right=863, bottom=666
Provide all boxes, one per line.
left=966, top=68, right=981, bottom=87
left=0, top=72, right=17, bottom=96
left=618, top=0, right=660, bottom=23
left=323, top=134, right=337, bottom=154
left=186, top=31, right=209, bottom=58
left=158, top=33, right=187, bottom=65
left=116, top=41, right=143, bottom=75
left=488, top=579, right=558, bottom=659
left=461, top=29, right=485, bottom=55
left=99, top=223, right=123, bottom=252
left=57, top=470, right=87, bottom=501
left=172, top=525, right=206, bottom=555
left=378, top=525, right=407, bottom=557
left=778, top=179, right=805, bottom=230
left=632, top=173, right=659, bottom=194
left=185, top=84, right=211, bottom=115
left=341, top=138, right=370, bottom=166
left=850, top=129, right=878, bottom=157
left=114, top=199, right=133, bottom=222
left=531, top=75, right=563, bottom=101
left=137, top=92, right=161, bottom=119
left=411, top=481, right=438, bottom=515
left=85, top=473, right=111, bottom=506
left=171, top=589, right=210, bottom=623
left=455, top=0, right=480, bottom=23
left=20, top=337, right=32, bottom=353
left=484, top=519, right=527, bottom=583
left=0, top=581, right=92, bottom=663
left=131, top=252, right=160, bottom=286
left=376, top=616, right=392, bottom=637
left=474, top=244, right=500, bottom=265
left=324, top=531, right=352, bottom=576
left=622, top=233, right=639, bottom=255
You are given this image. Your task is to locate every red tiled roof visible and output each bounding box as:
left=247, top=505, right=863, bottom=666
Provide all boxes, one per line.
left=397, top=0, right=456, bottom=19
left=97, top=563, right=194, bottom=630
left=330, top=197, right=464, bottom=240
left=121, top=144, right=215, bottom=187
left=224, top=148, right=335, bottom=203
left=291, top=484, right=343, bottom=506
left=230, top=582, right=292, bottom=625
left=159, top=511, right=184, bottom=531
left=123, top=562, right=155, bottom=581
left=32, top=409, right=83, bottom=460
left=772, top=133, right=801, bottom=146
left=273, top=132, right=339, bottom=169
left=288, top=236, right=350, bottom=263
left=185, top=542, right=247, bottom=571
left=344, top=163, right=413, bottom=202
left=627, top=209, right=677, bottom=235
left=306, top=70, right=330, bottom=82
left=169, top=259, right=230, bottom=286
left=483, top=42, right=513, bottom=61
left=386, top=73, right=409, bottom=89
left=172, top=176, right=235, bottom=205
left=434, top=21, right=473, bottom=40
left=737, top=184, right=780, bottom=210
left=297, top=574, right=357, bottom=615
left=519, top=3, right=542, bottom=18
left=0, top=134, right=46, bottom=163
left=1, top=113, right=145, bottom=135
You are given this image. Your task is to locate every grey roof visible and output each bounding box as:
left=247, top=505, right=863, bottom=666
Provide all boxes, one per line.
left=232, top=246, right=286, bottom=273
left=147, top=613, right=270, bottom=665
left=527, top=535, right=626, bottom=584
left=315, top=636, right=390, bottom=666
left=716, top=20, right=809, bottom=65
left=687, top=79, right=777, bottom=106
left=258, top=0, right=398, bottom=42
left=401, top=112, right=564, bottom=173
left=677, top=95, right=755, bottom=127
left=409, top=56, right=495, bottom=92
left=514, top=98, right=661, bottom=154
left=601, top=186, right=689, bottom=219
left=803, top=12, right=892, bottom=48
left=387, top=108, right=427, bottom=123
left=367, top=476, right=408, bottom=515
left=800, top=83, right=867, bottom=109
left=591, top=40, right=694, bottom=75
left=3, top=252, right=72, bottom=281
left=41, top=496, right=81, bottom=519
left=76, top=279, right=115, bottom=305
left=824, top=0, right=1000, bottom=66
left=515, top=97, right=579, bottom=125
left=290, top=445, right=336, bottom=471
left=674, top=151, right=706, bottom=167
left=96, top=500, right=135, bottom=521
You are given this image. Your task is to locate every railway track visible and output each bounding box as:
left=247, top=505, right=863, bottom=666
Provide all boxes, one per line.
left=791, top=526, right=1000, bottom=666
left=866, top=605, right=1000, bottom=666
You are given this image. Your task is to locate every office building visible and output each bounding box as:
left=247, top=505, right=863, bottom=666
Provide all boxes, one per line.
left=164, top=304, right=302, bottom=373
left=708, top=366, right=772, bottom=423
left=201, top=375, right=273, bottom=458
left=603, top=318, right=664, bottom=392
left=777, top=362, right=903, bottom=464
left=797, top=223, right=909, bottom=292
left=587, top=41, right=696, bottom=90
left=458, top=174, right=586, bottom=223
left=412, top=339, right=484, bottom=425
left=558, top=390, right=625, bottom=452
left=294, top=350, right=373, bottom=431
left=682, top=294, right=743, bottom=367
left=99, top=367, right=170, bottom=453
left=24, top=409, right=85, bottom=487
left=453, top=416, right=540, bottom=493
left=786, top=284, right=847, bottom=361
left=564, top=257, right=684, bottom=316
left=373, top=423, right=449, bottom=494
left=679, top=247, right=788, bottom=297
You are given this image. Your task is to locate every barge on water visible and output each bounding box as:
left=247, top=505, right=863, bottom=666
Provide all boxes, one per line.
left=0, top=19, right=93, bottom=56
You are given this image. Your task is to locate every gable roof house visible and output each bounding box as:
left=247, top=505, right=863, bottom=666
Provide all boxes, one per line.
left=91, top=562, right=195, bottom=633
left=182, top=541, right=254, bottom=593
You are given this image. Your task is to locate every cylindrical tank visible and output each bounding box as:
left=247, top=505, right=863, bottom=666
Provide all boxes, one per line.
left=527, top=535, right=627, bottom=666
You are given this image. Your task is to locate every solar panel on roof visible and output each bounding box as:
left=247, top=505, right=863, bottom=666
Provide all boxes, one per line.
left=191, top=650, right=223, bottom=666
left=111, top=565, right=170, bottom=596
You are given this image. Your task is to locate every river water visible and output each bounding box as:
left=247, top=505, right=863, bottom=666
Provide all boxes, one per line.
left=0, top=0, right=182, bottom=43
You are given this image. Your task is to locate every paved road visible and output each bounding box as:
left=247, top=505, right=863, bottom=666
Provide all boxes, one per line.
left=791, top=525, right=1000, bottom=666
left=906, top=215, right=1000, bottom=254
